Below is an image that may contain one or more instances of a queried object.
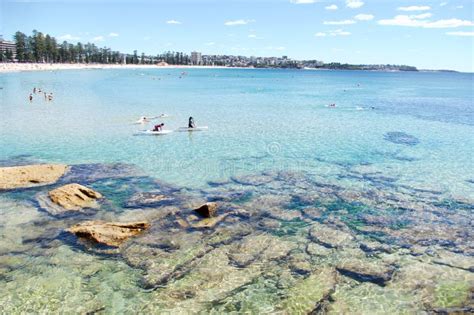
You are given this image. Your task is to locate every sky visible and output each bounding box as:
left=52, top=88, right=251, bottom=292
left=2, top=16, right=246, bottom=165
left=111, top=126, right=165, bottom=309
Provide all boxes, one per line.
left=1, top=0, right=473, bottom=71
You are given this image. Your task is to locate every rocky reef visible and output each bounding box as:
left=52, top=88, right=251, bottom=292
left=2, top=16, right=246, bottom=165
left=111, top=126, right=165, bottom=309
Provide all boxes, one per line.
left=0, top=164, right=68, bottom=190
left=0, top=160, right=472, bottom=313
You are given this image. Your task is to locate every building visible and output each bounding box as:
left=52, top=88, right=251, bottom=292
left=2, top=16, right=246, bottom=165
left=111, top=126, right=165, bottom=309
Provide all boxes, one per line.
left=191, top=51, right=202, bottom=65
left=0, top=36, right=16, bottom=60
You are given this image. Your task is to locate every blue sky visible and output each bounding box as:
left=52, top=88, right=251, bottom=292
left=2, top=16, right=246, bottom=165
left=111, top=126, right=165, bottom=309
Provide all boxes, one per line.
left=1, top=0, right=473, bottom=71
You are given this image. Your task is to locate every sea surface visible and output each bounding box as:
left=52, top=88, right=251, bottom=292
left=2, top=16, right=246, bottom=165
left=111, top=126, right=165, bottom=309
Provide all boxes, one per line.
left=0, top=68, right=473, bottom=313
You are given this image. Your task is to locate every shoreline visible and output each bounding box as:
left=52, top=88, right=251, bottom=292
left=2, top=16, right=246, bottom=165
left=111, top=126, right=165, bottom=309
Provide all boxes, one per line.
left=1, top=63, right=466, bottom=74
left=0, top=63, right=244, bottom=73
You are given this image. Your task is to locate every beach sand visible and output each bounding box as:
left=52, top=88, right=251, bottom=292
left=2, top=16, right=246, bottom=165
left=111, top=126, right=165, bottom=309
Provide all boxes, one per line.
left=0, top=62, right=236, bottom=73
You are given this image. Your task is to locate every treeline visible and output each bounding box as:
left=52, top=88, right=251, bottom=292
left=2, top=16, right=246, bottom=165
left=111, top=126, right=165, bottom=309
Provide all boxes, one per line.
left=0, top=50, right=14, bottom=62
left=318, top=62, right=418, bottom=71
left=8, top=30, right=192, bottom=65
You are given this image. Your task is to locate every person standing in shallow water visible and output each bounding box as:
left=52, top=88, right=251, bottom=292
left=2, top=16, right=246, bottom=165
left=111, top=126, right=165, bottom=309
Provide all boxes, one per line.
left=188, top=117, right=195, bottom=128
left=29, top=94, right=33, bottom=102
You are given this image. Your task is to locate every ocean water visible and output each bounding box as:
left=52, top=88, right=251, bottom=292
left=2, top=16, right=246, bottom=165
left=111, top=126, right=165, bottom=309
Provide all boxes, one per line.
left=0, top=68, right=473, bottom=313
left=1, top=69, right=473, bottom=194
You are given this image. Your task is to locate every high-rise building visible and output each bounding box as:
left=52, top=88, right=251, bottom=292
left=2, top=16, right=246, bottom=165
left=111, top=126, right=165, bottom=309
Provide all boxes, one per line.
left=0, top=35, right=17, bottom=60
left=191, top=51, right=202, bottom=65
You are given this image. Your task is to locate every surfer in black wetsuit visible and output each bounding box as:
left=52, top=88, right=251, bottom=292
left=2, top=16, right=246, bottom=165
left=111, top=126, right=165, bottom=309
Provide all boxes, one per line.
left=188, top=117, right=195, bottom=128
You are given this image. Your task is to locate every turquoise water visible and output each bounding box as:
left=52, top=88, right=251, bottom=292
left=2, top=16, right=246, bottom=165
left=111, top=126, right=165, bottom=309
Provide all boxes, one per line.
left=0, top=68, right=473, bottom=313
left=1, top=69, right=473, bottom=195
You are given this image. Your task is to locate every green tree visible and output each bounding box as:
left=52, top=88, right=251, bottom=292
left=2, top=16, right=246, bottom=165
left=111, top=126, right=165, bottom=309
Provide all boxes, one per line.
left=13, top=31, right=27, bottom=62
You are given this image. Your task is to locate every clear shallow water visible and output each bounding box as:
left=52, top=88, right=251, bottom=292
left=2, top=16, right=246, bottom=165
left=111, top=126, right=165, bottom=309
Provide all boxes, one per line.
left=0, top=68, right=473, bottom=313
left=1, top=68, right=473, bottom=195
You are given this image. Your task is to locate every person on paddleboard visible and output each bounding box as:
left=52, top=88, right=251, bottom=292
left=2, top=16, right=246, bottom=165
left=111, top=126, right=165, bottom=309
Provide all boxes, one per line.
left=188, top=117, right=195, bottom=128
left=153, top=123, right=164, bottom=131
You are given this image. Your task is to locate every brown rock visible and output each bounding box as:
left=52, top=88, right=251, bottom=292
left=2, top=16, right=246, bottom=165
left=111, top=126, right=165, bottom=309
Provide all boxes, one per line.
left=175, top=218, right=190, bottom=228
left=48, top=183, right=102, bottom=210
left=191, top=213, right=230, bottom=229
left=67, top=220, right=150, bottom=247
left=336, top=259, right=394, bottom=285
left=0, top=164, right=68, bottom=190
left=308, top=222, right=354, bottom=248
left=194, top=202, right=218, bottom=218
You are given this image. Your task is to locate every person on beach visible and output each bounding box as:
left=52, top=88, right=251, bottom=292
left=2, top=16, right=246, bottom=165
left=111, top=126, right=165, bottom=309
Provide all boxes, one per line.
left=188, top=117, right=195, bottom=128
left=33, top=88, right=36, bottom=94
left=44, top=92, right=47, bottom=100
left=48, top=93, right=53, bottom=101
left=152, top=123, right=164, bottom=131
left=29, top=94, right=33, bottom=102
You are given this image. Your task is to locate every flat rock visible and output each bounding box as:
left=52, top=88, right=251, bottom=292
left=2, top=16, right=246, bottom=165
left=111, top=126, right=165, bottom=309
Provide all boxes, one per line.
left=67, top=220, right=150, bottom=247
left=359, top=240, right=393, bottom=255
left=124, top=192, right=171, bottom=208
left=302, top=207, right=325, bottom=219
left=278, top=268, right=336, bottom=314
left=336, top=259, right=394, bottom=286
left=0, top=164, right=68, bottom=190
left=48, top=183, right=102, bottom=210
left=194, top=202, right=218, bottom=218
left=191, top=213, right=230, bottom=229
left=228, top=234, right=295, bottom=268
left=306, top=242, right=332, bottom=257
left=308, top=223, right=354, bottom=248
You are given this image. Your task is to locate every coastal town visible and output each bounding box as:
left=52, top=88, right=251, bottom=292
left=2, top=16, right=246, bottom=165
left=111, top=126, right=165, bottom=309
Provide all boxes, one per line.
left=0, top=32, right=417, bottom=72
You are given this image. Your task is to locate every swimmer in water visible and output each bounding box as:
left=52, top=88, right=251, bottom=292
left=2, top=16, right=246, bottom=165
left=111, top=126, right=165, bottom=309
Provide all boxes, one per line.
left=137, top=116, right=150, bottom=124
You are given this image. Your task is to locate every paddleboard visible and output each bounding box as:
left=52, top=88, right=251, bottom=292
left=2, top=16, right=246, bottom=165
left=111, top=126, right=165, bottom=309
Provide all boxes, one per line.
left=134, top=130, right=173, bottom=136
left=177, top=126, right=209, bottom=132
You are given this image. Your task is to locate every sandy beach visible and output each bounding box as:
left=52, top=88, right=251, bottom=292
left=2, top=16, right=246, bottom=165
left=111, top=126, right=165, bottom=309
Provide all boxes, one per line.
left=0, top=62, right=237, bottom=73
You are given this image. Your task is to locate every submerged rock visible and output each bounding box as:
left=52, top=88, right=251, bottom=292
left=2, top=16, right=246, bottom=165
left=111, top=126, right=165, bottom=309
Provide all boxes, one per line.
left=191, top=213, right=230, bottom=229
left=308, top=223, right=354, bottom=248
left=336, top=259, right=394, bottom=286
left=228, top=234, right=295, bottom=268
left=194, top=202, right=218, bottom=218
left=278, top=268, right=336, bottom=314
left=231, top=174, right=274, bottom=186
left=124, top=192, right=171, bottom=208
left=0, top=164, right=68, bottom=190
left=384, top=131, right=420, bottom=146
left=67, top=220, right=150, bottom=247
left=48, top=183, right=102, bottom=210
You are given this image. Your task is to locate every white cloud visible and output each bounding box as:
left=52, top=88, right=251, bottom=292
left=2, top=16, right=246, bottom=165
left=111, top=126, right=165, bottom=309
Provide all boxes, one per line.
left=446, top=31, right=474, bottom=36
left=455, top=5, right=463, bottom=9
left=58, top=34, right=80, bottom=41
left=324, top=19, right=356, bottom=25
left=325, top=4, right=338, bottom=10
left=354, top=14, right=374, bottom=21
left=397, top=6, right=431, bottom=11
left=346, top=0, right=364, bottom=9
left=290, top=0, right=318, bottom=3
left=204, top=42, right=215, bottom=46
left=411, top=13, right=432, bottom=19
left=108, top=32, right=119, bottom=37
left=331, top=29, right=351, bottom=36
left=92, top=36, right=104, bottom=42
left=224, top=19, right=254, bottom=26
left=316, top=29, right=351, bottom=37
left=248, top=34, right=257, bottom=38
left=166, top=20, right=182, bottom=24
left=440, top=2, right=447, bottom=7
left=378, top=15, right=474, bottom=28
